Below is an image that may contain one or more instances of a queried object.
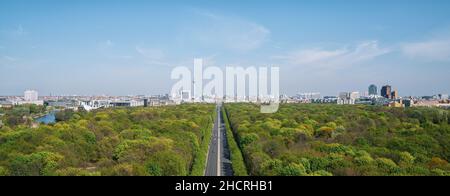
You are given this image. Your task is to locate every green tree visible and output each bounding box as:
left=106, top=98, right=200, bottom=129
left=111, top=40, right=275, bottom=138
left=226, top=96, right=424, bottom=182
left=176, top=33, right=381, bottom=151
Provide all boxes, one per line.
left=9, top=152, right=63, bottom=176
left=145, top=151, right=187, bottom=176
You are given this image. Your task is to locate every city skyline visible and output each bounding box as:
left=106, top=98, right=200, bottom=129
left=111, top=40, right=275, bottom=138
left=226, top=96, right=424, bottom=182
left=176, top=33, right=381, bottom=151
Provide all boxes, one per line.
left=1, top=0, right=450, bottom=96
left=0, top=83, right=446, bottom=98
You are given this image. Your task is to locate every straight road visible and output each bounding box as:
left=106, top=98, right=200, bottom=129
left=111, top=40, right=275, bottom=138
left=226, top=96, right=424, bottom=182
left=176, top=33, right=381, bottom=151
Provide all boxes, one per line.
left=205, top=103, right=233, bottom=176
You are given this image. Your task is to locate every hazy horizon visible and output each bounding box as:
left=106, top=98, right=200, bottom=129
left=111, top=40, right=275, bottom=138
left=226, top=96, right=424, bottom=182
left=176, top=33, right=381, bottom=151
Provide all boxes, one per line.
left=1, top=0, right=450, bottom=96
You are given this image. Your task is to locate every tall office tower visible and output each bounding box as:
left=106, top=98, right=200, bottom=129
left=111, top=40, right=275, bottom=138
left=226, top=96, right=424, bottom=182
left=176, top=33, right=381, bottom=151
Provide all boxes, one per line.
left=368, top=84, right=377, bottom=96
left=24, top=90, right=38, bottom=101
left=381, top=85, right=392, bottom=99
left=391, top=90, right=398, bottom=99
left=143, top=98, right=148, bottom=107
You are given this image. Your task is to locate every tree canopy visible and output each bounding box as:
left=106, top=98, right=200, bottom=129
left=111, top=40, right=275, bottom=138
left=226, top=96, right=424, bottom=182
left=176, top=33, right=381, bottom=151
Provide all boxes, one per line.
left=0, top=104, right=214, bottom=176
left=225, top=103, right=450, bottom=176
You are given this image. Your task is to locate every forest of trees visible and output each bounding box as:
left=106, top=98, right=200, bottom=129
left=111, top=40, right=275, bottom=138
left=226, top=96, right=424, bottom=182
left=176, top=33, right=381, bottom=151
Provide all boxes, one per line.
left=224, top=103, right=450, bottom=176
left=0, top=104, right=214, bottom=176
left=2, top=103, right=449, bottom=176
left=0, top=105, right=46, bottom=127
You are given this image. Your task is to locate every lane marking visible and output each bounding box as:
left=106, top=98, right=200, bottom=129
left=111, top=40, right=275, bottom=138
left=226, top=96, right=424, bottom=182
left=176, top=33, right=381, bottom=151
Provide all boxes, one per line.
left=217, top=105, right=221, bottom=176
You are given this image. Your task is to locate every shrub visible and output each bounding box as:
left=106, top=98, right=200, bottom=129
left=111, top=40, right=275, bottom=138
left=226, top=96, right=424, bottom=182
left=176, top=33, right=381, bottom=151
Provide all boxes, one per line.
left=376, top=158, right=399, bottom=174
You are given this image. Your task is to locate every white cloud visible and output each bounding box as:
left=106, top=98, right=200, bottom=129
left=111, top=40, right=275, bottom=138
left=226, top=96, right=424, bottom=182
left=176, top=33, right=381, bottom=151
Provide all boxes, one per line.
left=135, top=46, right=168, bottom=66
left=273, top=41, right=390, bottom=69
left=189, top=10, right=270, bottom=52
left=402, top=39, right=450, bottom=61
left=275, top=49, right=347, bottom=65
left=96, top=40, right=135, bottom=60
left=136, top=46, right=165, bottom=60
left=113, top=55, right=133, bottom=60
left=0, top=55, right=18, bottom=66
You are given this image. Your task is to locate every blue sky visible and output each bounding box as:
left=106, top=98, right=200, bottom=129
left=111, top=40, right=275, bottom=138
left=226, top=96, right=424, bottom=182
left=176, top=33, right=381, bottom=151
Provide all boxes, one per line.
left=1, top=0, right=450, bottom=96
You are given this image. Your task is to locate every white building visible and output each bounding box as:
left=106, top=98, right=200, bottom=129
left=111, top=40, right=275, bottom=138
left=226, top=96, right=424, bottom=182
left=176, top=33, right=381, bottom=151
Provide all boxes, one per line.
left=24, top=90, right=38, bottom=101
left=110, top=100, right=144, bottom=107
left=297, top=92, right=321, bottom=100
left=15, top=90, right=44, bottom=105
left=337, top=92, right=360, bottom=105
left=350, top=92, right=360, bottom=100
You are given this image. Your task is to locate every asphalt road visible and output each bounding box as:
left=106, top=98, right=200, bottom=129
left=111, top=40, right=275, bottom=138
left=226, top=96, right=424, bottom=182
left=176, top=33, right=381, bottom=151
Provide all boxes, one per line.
left=205, top=104, right=233, bottom=176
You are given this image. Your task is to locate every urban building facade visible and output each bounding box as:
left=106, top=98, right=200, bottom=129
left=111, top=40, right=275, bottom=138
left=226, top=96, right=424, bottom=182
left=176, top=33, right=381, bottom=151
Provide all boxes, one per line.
left=15, top=90, right=44, bottom=105
left=381, top=85, right=392, bottom=99
left=391, top=90, right=399, bottom=99
left=369, top=84, right=377, bottom=96
left=337, top=92, right=360, bottom=105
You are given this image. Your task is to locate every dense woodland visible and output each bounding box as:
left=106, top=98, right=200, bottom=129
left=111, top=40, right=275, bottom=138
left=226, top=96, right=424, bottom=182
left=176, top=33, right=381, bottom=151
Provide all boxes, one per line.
left=2, top=103, right=449, bottom=176
left=225, top=103, right=450, bottom=176
left=0, top=105, right=46, bottom=127
left=0, top=104, right=214, bottom=176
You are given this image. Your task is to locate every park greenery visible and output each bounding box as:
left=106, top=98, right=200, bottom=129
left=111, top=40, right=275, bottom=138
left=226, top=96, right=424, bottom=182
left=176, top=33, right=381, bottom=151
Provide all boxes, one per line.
left=221, top=107, right=248, bottom=176
left=0, top=105, right=46, bottom=127
left=0, top=104, right=214, bottom=176
left=2, top=103, right=449, bottom=176
left=224, top=103, right=450, bottom=176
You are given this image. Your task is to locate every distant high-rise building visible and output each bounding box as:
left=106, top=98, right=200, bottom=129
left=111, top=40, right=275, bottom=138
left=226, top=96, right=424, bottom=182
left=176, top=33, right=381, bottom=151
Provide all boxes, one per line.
left=381, top=85, right=392, bottom=99
left=16, top=90, right=43, bottom=105
left=24, top=90, right=38, bottom=101
left=391, top=90, right=398, bottom=99
left=143, top=98, right=148, bottom=107
left=369, top=84, right=377, bottom=96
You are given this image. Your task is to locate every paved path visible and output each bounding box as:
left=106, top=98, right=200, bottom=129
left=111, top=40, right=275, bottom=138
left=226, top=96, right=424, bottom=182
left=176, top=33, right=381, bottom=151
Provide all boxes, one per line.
left=205, top=103, right=233, bottom=176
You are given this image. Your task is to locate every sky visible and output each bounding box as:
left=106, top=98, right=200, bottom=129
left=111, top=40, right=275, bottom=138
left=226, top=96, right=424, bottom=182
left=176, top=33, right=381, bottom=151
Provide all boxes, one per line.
left=1, top=0, right=450, bottom=96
